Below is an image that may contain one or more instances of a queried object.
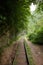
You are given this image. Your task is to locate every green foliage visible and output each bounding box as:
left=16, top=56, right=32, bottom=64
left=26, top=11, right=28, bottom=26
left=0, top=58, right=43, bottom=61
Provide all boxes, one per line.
left=0, top=0, right=30, bottom=37
left=32, top=28, right=43, bottom=44
left=0, top=0, right=43, bottom=44
left=27, top=8, right=43, bottom=44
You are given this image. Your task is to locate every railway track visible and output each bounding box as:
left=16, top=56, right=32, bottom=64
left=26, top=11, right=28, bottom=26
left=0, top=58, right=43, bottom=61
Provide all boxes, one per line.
left=13, top=39, right=29, bottom=65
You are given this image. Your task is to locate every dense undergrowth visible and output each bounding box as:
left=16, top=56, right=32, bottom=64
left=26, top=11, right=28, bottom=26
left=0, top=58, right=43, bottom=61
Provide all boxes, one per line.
left=27, top=10, right=43, bottom=44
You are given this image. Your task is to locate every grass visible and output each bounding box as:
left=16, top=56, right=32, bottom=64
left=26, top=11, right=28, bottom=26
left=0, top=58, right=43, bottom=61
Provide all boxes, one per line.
left=24, top=41, right=36, bottom=65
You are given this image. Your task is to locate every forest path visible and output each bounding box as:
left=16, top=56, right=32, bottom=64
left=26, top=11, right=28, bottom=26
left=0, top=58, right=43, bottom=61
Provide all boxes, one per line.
left=13, top=38, right=27, bottom=65
left=0, top=37, right=28, bottom=65
left=25, top=38, right=43, bottom=65
left=0, top=37, right=43, bottom=65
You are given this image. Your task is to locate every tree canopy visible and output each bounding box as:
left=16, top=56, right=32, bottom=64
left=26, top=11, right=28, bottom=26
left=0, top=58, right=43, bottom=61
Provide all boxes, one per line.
left=0, top=0, right=43, bottom=44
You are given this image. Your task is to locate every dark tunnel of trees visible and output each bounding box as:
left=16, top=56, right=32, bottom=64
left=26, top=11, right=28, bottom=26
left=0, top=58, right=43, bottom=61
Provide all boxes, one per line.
left=0, top=0, right=43, bottom=44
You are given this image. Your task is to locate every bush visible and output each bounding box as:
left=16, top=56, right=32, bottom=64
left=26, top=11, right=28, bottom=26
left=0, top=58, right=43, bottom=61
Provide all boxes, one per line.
left=28, top=28, right=43, bottom=45
left=33, top=30, right=43, bottom=44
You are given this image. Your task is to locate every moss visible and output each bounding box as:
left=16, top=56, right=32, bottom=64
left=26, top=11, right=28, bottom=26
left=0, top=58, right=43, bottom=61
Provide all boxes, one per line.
left=24, top=41, right=36, bottom=65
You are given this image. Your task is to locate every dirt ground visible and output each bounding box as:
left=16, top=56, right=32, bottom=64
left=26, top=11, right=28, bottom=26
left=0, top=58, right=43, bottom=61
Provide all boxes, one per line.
left=0, top=38, right=27, bottom=65
left=26, top=39, right=43, bottom=65
left=0, top=41, right=18, bottom=65
left=0, top=37, right=43, bottom=65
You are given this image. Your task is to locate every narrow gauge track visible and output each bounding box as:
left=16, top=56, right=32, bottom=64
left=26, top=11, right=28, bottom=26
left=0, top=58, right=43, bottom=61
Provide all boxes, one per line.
left=12, top=39, right=29, bottom=65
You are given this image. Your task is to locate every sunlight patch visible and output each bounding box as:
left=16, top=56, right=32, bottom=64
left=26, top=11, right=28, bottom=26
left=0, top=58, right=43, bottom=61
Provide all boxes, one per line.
left=30, top=3, right=36, bottom=14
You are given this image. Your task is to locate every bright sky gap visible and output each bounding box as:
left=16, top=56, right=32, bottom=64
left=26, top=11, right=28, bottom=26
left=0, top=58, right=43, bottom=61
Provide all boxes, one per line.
left=30, top=3, right=36, bottom=13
